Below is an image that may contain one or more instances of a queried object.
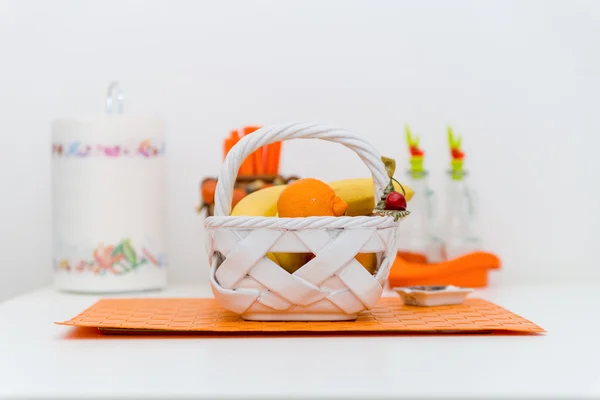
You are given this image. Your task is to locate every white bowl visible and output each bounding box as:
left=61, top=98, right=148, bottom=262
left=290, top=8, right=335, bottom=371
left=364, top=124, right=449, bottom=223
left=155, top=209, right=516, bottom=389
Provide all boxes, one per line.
left=393, top=285, right=474, bottom=307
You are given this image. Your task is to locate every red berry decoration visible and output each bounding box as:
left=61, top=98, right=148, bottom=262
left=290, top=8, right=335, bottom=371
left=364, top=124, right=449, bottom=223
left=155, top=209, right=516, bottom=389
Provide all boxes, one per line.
left=385, top=191, right=406, bottom=211
left=409, top=147, right=424, bottom=156
left=451, top=149, right=465, bottom=159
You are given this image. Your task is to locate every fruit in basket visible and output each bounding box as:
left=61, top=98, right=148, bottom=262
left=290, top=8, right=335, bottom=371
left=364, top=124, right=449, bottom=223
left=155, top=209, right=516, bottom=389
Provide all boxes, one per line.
left=231, top=177, right=414, bottom=217
left=273, top=178, right=347, bottom=273
left=277, top=178, right=348, bottom=217
left=355, top=252, right=378, bottom=274
left=265, top=252, right=286, bottom=270
left=230, top=183, right=312, bottom=273
left=385, top=191, right=407, bottom=211
left=230, top=185, right=287, bottom=216
left=328, top=178, right=413, bottom=216
left=267, top=252, right=310, bottom=274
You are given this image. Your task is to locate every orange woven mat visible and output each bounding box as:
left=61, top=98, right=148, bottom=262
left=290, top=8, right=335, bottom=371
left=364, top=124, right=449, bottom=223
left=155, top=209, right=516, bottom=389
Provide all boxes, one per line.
left=56, top=297, right=544, bottom=335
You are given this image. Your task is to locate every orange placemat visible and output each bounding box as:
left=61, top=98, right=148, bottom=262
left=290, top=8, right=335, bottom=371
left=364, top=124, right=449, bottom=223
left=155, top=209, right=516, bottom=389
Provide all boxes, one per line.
left=56, top=297, right=544, bottom=335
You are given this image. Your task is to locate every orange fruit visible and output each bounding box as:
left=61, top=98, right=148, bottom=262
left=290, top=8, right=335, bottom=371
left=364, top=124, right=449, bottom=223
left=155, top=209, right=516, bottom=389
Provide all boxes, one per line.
left=201, top=179, right=217, bottom=204
left=277, top=178, right=347, bottom=217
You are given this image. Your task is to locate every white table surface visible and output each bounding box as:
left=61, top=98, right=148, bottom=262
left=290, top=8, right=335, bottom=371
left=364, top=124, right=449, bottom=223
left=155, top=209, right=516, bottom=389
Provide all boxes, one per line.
left=0, top=283, right=598, bottom=399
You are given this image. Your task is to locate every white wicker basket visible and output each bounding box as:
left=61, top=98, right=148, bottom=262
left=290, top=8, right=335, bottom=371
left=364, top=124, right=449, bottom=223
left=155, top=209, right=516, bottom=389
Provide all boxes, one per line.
left=204, top=122, right=406, bottom=321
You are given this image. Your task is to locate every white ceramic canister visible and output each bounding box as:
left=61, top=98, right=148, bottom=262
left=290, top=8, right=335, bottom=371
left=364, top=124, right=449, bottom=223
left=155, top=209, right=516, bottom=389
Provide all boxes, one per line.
left=51, top=87, right=167, bottom=293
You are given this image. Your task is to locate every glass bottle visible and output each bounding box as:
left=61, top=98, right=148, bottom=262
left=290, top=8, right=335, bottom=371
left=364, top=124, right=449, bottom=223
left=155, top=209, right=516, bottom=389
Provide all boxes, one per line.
left=396, top=169, right=445, bottom=263
left=438, top=169, right=482, bottom=260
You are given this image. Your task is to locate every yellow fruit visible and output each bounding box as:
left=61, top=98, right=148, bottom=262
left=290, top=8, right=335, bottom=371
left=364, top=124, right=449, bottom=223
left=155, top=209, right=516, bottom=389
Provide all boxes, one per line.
left=230, top=185, right=287, bottom=216
left=274, top=178, right=414, bottom=217
left=270, top=252, right=310, bottom=274
left=232, top=178, right=413, bottom=218
left=328, top=178, right=414, bottom=216
left=269, top=252, right=377, bottom=275
left=265, top=252, right=281, bottom=269
left=231, top=178, right=412, bottom=275
left=355, top=252, right=378, bottom=274
left=265, top=252, right=309, bottom=274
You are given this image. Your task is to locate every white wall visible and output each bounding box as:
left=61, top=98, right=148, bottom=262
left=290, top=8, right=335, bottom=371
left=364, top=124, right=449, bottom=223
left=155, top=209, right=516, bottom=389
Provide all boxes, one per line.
left=1, top=0, right=599, bottom=300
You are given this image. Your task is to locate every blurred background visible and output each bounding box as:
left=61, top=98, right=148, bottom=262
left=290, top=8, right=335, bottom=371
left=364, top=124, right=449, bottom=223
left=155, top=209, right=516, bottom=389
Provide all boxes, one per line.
left=1, top=0, right=599, bottom=301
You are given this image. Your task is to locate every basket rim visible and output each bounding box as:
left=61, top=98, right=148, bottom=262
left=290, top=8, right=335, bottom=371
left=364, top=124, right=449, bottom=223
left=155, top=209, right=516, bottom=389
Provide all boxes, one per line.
left=204, top=214, right=407, bottom=230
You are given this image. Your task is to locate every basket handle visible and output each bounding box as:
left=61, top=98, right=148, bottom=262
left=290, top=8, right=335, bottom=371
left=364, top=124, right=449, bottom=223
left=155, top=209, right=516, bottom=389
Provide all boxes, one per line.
left=213, top=121, right=390, bottom=217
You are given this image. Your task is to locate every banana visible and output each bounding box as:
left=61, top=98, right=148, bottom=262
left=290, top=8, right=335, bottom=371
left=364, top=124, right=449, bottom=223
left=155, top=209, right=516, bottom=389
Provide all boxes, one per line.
left=230, top=185, right=287, bottom=216
left=272, top=252, right=378, bottom=275
left=328, top=178, right=414, bottom=216
left=230, top=186, right=288, bottom=271
left=231, top=178, right=413, bottom=217
left=268, top=252, right=310, bottom=274
left=265, top=252, right=281, bottom=266
left=266, top=252, right=303, bottom=274
left=355, top=252, right=378, bottom=274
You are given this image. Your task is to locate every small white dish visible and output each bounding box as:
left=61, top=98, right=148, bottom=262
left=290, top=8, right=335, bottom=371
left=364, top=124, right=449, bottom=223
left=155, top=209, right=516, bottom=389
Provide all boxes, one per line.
left=393, top=285, right=474, bottom=307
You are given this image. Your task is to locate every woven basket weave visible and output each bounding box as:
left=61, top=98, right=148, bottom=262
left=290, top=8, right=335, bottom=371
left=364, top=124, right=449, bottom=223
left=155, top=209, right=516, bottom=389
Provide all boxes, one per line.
left=204, top=122, right=407, bottom=321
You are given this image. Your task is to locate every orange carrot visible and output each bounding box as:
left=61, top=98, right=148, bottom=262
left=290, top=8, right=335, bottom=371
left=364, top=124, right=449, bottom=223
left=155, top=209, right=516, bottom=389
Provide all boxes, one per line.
left=237, top=128, right=254, bottom=176
left=241, top=126, right=262, bottom=176
left=254, top=147, right=265, bottom=175
left=238, top=154, right=254, bottom=176
left=262, top=142, right=270, bottom=174
left=270, top=141, right=282, bottom=174
left=264, top=143, right=275, bottom=174
left=223, top=130, right=239, bottom=160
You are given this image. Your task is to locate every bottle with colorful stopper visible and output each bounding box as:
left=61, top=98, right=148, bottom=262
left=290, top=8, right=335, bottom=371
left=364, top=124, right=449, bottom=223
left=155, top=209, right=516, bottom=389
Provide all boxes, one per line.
left=438, top=126, right=482, bottom=260
left=395, top=125, right=445, bottom=263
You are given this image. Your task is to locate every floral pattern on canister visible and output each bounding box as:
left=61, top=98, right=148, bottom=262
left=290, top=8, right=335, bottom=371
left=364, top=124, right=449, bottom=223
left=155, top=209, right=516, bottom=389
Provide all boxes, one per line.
left=54, top=239, right=166, bottom=275
left=52, top=139, right=165, bottom=158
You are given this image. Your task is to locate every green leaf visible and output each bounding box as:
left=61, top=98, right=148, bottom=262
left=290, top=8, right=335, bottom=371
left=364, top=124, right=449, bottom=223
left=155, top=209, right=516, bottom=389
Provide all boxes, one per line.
left=381, top=156, right=396, bottom=178
left=447, top=125, right=461, bottom=149
left=122, top=240, right=137, bottom=265
left=111, top=243, right=124, bottom=257
left=405, top=125, right=413, bottom=146
left=375, top=209, right=411, bottom=222
left=405, top=125, right=419, bottom=147
left=447, top=126, right=454, bottom=148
